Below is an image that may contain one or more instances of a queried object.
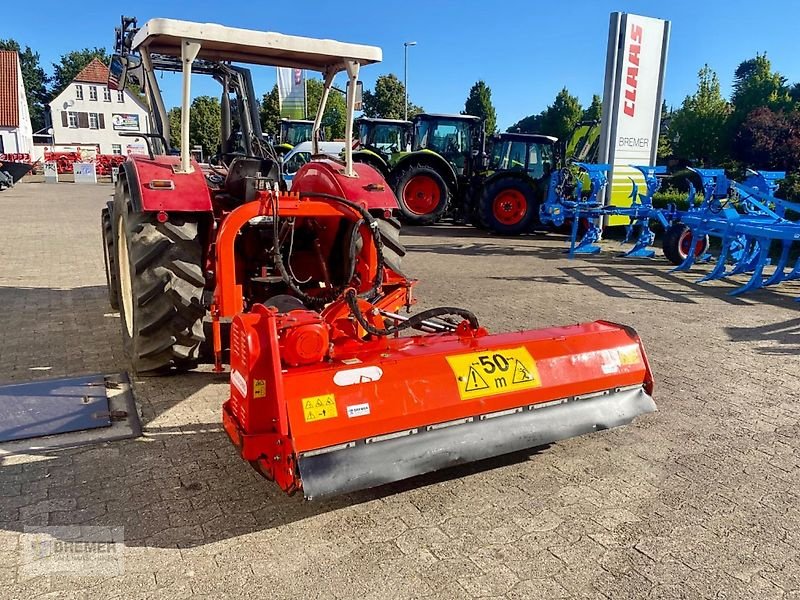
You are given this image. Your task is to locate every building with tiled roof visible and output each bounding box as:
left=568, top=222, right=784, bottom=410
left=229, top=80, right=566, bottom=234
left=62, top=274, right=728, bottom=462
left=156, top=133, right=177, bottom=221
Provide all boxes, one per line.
left=48, top=58, right=151, bottom=155
left=0, top=50, right=34, bottom=157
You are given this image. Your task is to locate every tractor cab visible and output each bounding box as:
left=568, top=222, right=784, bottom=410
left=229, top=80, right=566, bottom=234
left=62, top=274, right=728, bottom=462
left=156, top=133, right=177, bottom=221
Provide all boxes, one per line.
left=277, top=119, right=314, bottom=154
left=490, top=133, right=558, bottom=181
left=411, top=113, right=483, bottom=176
left=355, top=117, right=412, bottom=159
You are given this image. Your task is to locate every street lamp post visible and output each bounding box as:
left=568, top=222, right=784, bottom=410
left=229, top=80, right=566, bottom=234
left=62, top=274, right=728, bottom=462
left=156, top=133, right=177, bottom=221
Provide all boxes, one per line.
left=403, top=41, right=417, bottom=121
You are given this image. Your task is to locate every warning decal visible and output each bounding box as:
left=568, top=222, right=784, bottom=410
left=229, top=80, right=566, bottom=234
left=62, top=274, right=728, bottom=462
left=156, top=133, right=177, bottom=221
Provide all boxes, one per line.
left=253, top=379, right=266, bottom=398
left=302, top=394, right=338, bottom=423
left=446, top=347, right=542, bottom=401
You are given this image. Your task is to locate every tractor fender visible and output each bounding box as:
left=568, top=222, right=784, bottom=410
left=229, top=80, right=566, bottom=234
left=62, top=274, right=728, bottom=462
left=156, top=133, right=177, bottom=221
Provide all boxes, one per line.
left=291, top=159, right=398, bottom=211
left=352, top=149, right=389, bottom=178
left=481, top=169, right=542, bottom=190
left=391, top=150, right=458, bottom=191
left=121, top=155, right=213, bottom=213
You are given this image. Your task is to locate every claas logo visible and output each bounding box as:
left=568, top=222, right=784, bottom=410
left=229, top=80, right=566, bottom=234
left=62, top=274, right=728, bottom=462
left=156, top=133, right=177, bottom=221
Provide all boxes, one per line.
left=623, top=24, right=643, bottom=118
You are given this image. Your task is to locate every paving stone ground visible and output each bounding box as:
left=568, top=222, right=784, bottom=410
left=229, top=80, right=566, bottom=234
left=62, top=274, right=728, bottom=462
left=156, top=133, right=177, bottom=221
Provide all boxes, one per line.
left=1, top=182, right=799, bottom=599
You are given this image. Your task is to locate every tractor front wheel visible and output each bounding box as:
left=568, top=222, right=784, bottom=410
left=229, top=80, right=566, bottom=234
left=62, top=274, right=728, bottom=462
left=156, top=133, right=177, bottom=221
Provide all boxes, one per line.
left=662, top=223, right=709, bottom=265
left=114, top=186, right=206, bottom=374
left=101, top=201, right=120, bottom=310
left=479, top=177, right=539, bottom=235
left=393, top=164, right=448, bottom=225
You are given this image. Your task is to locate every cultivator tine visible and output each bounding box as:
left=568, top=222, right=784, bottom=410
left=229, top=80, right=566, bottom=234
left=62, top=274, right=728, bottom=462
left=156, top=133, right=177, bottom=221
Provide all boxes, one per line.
left=763, top=240, right=792, bottom=287
left=729, top=238, right=771, bottom=296
left=697, top=239, right=732, bottom=282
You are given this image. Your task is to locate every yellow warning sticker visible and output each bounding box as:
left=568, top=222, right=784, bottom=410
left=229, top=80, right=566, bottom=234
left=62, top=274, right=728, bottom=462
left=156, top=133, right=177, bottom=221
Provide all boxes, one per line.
left=446, top=347, right=542, bottom=401
left=302, top=394, right=338, bottom=423
left=618, top=346, right=641, bottom=366
left=253, top=379, right=266, bottom=398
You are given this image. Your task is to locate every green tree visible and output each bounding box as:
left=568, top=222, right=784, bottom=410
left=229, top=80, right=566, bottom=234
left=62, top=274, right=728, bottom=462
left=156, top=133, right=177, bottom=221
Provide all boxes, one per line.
left=260, top=84, right=280, bottom=139
left=0, top=39, right=48, bottom=131
left=657, top=100, right=673, bottom=161
left=167, top=107, right=181, bottom=150
left=463, top=80, right=497, bottom=135
left=539, top=87, right=583, bottom=141
left=507, top=112, right=543, bottom=133
left=306, top=78, right=347, bottom=139
left=669, top=65, right=730, bottom=166
left=361, top=74, right=421, bottom=120
left=582, top=94, right=603, bottom=122
left=50, top=48, right=110, bottom=99
left=188, top=96, right=221, bottom=156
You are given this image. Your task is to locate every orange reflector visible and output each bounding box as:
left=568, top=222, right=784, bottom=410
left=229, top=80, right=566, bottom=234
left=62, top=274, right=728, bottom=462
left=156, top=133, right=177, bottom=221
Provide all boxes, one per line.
left=148, top=179, right=175, bottom=190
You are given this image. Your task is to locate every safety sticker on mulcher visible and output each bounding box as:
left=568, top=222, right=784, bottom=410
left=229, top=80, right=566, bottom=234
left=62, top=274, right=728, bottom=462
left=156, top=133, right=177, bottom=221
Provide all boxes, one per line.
left=446, top=347, right=541, bottom=401
left=302, top=394, right=338, bottom=422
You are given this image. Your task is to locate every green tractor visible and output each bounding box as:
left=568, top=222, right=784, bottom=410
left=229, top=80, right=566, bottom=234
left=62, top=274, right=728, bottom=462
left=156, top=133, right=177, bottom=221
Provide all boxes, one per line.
left=474, top=121, right=601, bottom=235
left=474, top=132, right=559, bottom=234
left=351, top=117, right=412, bottom=177
left=388, top=113, right=485, bottom=225
left=275, top=118, right=314, bottom=155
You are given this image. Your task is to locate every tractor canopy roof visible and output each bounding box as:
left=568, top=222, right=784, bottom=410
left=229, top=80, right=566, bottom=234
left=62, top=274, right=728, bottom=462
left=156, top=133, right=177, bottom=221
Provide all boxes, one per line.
left=414, top=113, right=482, bottom=123
left=498, top=132, right=558, bottom=144
left=281, top=118, right=314, bottom=124
left=131, top=18, right=382, bottom=72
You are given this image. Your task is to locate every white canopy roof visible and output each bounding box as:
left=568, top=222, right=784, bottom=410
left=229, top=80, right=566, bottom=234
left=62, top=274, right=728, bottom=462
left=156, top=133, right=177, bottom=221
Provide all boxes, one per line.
left=131, top=18, right=382, bottom=72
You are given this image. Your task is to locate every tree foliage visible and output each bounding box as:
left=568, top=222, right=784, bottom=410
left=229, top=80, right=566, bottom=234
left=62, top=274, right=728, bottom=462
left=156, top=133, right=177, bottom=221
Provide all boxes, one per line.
left=167, top=107, right=181, bottom=150
left=583, top=94, right=603, bottom=122
left=463, top=80, right=497, bottom=135
left=260, top=84, right=281, bottom=139
left=668, top=66, right=730, bottom=167
left=362, top=74, right=422, bottom=120
left=50, top=48, right=110, bottom=99
left=0, top=39, right=48, bottom=131
left=508, top=87, right=583, bottom=141
left=306, top=78, right=347, bottom=139
left=188, top=96, right=221, bottom=156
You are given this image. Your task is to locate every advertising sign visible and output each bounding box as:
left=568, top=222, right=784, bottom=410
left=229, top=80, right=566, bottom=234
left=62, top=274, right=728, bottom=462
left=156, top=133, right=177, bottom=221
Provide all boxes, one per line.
left=112, top=114, right=140, bottom=131
left=73, top=162, right=97, bottom=184
left=43, top=161, right=58, bottom=184
left=277, top=67, right=306, bottom=119
left=598, top=13, right=670, bottom=225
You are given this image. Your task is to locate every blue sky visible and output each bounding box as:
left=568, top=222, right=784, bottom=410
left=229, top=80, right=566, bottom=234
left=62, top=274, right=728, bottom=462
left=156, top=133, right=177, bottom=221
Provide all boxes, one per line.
left=3, top=0, right=799, bottom=129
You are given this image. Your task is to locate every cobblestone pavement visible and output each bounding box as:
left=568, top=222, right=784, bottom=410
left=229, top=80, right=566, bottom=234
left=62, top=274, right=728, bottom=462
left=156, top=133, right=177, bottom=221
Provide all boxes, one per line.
left=1, top=182, right=799, bottom=599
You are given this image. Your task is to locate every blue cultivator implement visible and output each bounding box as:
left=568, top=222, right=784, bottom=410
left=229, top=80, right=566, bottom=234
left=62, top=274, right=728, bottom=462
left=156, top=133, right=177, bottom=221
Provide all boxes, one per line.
left=540, top=163, right=677, bottom=258
left=671, top=168, right=800, bottom=295
left=540, top=162, right=800, bottom=297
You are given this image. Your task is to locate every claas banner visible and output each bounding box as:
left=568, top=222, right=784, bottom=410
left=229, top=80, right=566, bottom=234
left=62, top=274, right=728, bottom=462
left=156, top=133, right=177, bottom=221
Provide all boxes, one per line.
left=598, top=13, right=670, bottom=226
left=278, top=68, right=306, bottom=119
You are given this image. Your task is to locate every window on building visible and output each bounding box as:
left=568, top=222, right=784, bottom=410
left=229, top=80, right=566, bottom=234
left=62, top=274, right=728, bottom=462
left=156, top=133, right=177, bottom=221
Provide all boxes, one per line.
left=0, top=136, right=5, bottom=154
left=117, top=91, right=124, bottom=102
left=89, top=113, right=99, bottom=129
left=103, top=87, right=111, bottom=102
left=75, top=85, right=83, bottom=100
left=89, top=86, right=98, bottom=101
left=111, top=144, right=122, bottom=155
left=68, top=112, right=78, bottom=128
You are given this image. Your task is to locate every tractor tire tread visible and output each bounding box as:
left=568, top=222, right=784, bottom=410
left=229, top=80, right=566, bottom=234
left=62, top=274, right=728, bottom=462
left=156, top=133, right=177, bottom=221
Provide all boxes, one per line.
left=391, top=163, right=449, bottom=226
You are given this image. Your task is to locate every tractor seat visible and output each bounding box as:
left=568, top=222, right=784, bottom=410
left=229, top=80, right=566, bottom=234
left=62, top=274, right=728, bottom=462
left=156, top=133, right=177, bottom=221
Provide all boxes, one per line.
left=224, top=156, right=279, bottom=201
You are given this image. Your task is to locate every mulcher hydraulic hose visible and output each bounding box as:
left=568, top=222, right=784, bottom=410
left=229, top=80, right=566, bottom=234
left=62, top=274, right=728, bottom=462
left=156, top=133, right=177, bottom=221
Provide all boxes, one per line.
left=271, top=191, right=479, bottom=335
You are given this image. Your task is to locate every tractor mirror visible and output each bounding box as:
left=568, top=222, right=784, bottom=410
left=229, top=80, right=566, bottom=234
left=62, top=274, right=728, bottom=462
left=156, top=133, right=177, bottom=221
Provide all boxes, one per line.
left=348, top=80, right=363, bottom=111
left=108, top=54, right=128, bottom=91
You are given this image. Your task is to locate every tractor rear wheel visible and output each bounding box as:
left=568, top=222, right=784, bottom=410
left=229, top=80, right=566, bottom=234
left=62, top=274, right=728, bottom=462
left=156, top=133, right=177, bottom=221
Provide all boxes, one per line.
left=101, top=201, right=120, bottom=310
left=376, top=216, right=406, bottom=275
left=662, top=223, right=709, bottom=265
left=114, top=186, right=206, bottom=374
left=478, top=177, right=539, bottom=235
left=392, top=164, right=448, bottom=225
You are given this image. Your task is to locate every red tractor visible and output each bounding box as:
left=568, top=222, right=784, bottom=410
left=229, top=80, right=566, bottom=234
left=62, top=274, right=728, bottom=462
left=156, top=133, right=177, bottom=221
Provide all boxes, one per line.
left=103, top=16, right=656, bottom=499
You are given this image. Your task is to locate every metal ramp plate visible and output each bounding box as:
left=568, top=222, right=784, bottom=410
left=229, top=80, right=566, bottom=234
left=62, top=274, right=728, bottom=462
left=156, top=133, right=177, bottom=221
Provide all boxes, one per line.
left=0, top=374, right=111, bottom=443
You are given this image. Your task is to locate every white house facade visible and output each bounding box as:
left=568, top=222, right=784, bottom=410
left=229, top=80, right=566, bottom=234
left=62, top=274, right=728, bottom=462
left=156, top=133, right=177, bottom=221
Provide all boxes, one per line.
left=0, top=50, right=34, bottom=157
left=48, top=58, right=151, bottom=155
